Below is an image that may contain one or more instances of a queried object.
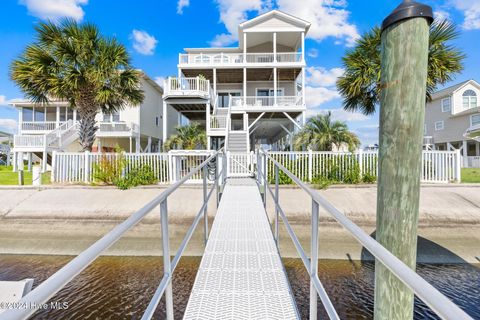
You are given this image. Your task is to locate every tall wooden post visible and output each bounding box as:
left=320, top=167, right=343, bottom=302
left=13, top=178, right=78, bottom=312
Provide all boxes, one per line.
left=375, top=1, right=432, bottom=320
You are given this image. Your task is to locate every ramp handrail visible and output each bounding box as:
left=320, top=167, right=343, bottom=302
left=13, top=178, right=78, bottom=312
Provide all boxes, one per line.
left=257, top=150, right=472, bottom=320
left=0, top=150, right=226, bottom=320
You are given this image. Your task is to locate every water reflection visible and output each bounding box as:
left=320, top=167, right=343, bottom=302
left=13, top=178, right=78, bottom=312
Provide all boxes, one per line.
left=0, top=255, right=478, bottom=319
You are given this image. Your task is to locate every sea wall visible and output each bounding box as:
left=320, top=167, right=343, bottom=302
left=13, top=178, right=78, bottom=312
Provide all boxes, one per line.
left=0, top=184, right=479, bottom=263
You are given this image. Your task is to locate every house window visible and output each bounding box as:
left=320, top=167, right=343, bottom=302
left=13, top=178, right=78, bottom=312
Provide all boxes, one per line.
left=112, top=112, right=120, bottom=122
left=463, top=89, right=477, bottom=109
left=102, top=111, right=120, bottom=122
left=441, top=98, right=451, bottom=112
left=22, top=107, right=33, bottom=122
left=435, top=121, right=444, bottom=131
left=471, top=114, right=480, bottom=127
left=155, top=116, right=159, bottom=126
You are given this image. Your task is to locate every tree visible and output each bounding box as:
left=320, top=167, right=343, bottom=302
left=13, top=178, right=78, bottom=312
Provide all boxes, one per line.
left=337, top=20, right=464, bottom=115
left=10, top=20, right=144, bottom=151
left=164, top=123, right=207, bottom=150
left=293, top=112, right=360, bottom=151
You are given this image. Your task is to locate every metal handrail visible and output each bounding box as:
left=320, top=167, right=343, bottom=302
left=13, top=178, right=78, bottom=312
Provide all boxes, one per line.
left=258, top=150, right=473, bottom=320
left=0, top=150, right=225, bottom=320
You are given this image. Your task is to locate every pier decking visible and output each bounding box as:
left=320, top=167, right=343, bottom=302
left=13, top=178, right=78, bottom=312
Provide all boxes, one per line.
left=183, top=178, right=299, bottom=319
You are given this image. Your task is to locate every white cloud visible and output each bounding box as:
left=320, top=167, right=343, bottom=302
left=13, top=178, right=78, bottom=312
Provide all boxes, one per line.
left=327, top=108, right=368, bottom=122
left=19, top=0, right=88, bottom=21
left=154, top=76, right=166, bottom=87
left=177, top=0, right=190, bottom=14
left=131, top=30, right=158, bottom=55
left=434, top=9, right=450, bottom=21
left=0, top=95, right=7, bottom=106
left=450, top=0, right=480, bottom=30
left=306, top=66, right=344, bottom=87
left=305, top=86, right=340, bottom=109
left=307, top=48, right=319, bottom=58
left=0, top=118, right=18, bottom=133
left=210, top=0, right=358, bottom=47
left=277, top=0, right=360, bottom=46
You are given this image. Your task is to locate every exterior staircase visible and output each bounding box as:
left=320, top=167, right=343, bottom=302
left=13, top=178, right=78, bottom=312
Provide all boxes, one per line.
left=227, top=131, right=249, bottom=152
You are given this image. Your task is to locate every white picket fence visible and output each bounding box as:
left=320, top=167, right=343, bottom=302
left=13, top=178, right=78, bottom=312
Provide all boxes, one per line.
left=51, top=149, right=461, bottom=184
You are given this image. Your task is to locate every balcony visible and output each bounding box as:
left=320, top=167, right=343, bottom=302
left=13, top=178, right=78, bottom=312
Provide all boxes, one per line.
left=178, top=52, right=302, bottom=66
left=163, top=77, right=211, bottom=99
left=230, top=96, right=304, bottom=111
left=97, top=122, right=139, bottom=137
left=21, top=121, right=64, bottom=133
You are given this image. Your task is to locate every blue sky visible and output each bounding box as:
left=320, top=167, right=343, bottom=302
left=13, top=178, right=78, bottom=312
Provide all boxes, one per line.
left=0, top=0, right=479, bottom=146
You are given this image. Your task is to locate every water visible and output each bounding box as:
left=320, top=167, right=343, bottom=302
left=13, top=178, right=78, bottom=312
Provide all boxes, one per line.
left=0, top=255, right=478, bottom=319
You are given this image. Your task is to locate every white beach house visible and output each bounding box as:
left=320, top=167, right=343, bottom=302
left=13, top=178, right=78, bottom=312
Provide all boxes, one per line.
left=162, top=10, right=310, bottom=152
left=11, top=72, right=179, bottom=171
left=424, top=79, right=480, bottom=166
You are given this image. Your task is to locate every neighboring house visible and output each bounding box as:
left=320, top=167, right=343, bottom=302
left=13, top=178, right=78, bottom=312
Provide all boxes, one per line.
left=424, top=79, right=480, bottom=166
left=11, top=72, right=178, bottom=171
left=162, top=10, right=310, bottom=152
left=0, top=130, right=13, bottom=145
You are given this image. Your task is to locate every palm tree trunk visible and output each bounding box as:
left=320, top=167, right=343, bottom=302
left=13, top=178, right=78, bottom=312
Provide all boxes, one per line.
left=77, top=88, right=98, bottom=151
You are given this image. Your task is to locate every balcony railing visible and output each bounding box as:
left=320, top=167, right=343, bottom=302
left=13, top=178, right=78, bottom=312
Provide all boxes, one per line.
left=179, top=52, right=302, bottom=65
left=164, top=77, right=210, bottom=97
left=21, top=121, right=60, bottom=132
left=209, top=115, right=228, bottom=130
left=230, top=96, right=304, bottom=108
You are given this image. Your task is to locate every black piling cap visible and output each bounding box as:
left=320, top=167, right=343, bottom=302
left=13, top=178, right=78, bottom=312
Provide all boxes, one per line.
left=381, top=0, right=433, bottom=32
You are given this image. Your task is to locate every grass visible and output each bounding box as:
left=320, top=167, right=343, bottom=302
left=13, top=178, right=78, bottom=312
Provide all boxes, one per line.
left=461, top=168, right=480, bottom=183
left=0, top=165, right=51, bottom=185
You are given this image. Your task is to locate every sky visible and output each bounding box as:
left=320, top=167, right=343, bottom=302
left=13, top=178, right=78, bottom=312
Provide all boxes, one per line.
left=0, top=0, right=479, bottom=146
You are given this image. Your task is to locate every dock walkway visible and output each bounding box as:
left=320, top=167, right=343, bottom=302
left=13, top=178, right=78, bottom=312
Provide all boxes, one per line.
left=183, top=178, right=299, bottom=319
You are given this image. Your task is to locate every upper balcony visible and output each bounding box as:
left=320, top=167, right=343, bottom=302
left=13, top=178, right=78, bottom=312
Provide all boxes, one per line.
left=178, top=52, right=303, bottom=68
left=163, top=77, right=211, bottom=99
left=230, top=95, right=305, bottom=112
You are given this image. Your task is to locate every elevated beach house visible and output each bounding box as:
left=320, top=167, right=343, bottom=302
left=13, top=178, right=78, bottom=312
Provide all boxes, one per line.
left=424, top=79, right=480, bottom=166
left=11, top=73, right=179, bottom=170
left=162, top=10, right=310, bottom=152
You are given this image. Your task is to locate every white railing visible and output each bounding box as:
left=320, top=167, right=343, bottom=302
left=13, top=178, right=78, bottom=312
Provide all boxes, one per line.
left=1, top=151, right=225, bottom=320
left=45, top=120, right=77, bottom=149
left=267, top=150, right=461, bottom=184
left=98, top=122, right=139, bottom=134
left=209, top=115, right=228, bottom=130
left=227, top=151, right=255, bottom=177
left=13, top=135, right=45, bottom=148
left=230, top=96, right=303, bottom=108
left=178, top=52, right=302, bottom=65
left=164, top=77, right=210, bottom=96
left=463, top=156, right=480, bottom=168
left=21, top=121, right=57, bottom=132
left=257, top=150, right=473, bottom=320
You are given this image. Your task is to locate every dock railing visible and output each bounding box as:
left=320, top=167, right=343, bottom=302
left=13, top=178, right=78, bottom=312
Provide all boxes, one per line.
left=0, top=150, right=225, bottom=320
left=257, top=150, right=473, bottom=320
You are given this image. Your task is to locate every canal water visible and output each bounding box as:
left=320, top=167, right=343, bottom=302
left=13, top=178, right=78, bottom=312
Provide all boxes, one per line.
left=0, top=255, right=478, bottom=319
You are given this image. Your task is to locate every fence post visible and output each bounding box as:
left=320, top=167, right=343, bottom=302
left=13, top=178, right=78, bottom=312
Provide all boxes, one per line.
left=308, top=149, right=313, bottom=182
left=310, top=199, right=319, bottom=320
left=168, top=151, right=173, bottom=183
left=215, top=153, right=220, bottom=208
left=455, top=149, right=462, bottom=183
left=160, top=199, right=174, bottom=320
left=203, top=165, right=209, bottom=244
left=84, top=151, right=90, bottom=183
left=375, top=2, right=432, bottom=320
left=274, top=164, right=279, bottom=245
left=263, top=152, right=267, bottom=209
left=358, top=149, right=363, bottom=177
left=226, top=151, right=230, bottom=179
left=51, top=151, right=57, bottom=183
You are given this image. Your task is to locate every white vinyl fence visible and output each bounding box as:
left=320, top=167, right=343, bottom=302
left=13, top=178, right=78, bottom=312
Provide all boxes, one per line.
left=51, top=150, right=461, bottom=184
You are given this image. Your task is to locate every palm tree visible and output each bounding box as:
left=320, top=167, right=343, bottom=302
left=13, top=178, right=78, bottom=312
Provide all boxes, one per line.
left=164, top=123, right=207, bottom=150
left=293, top=112, right=360, bottom=151
left=10, top=20, right=144, bottom=151
left=337, top=20, right=464, bottom=115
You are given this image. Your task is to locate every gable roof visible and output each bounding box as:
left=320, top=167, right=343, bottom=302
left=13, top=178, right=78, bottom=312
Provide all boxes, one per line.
left=431, top=79, right=480, bottom=99
left=239, top=10, right=311, bottom=32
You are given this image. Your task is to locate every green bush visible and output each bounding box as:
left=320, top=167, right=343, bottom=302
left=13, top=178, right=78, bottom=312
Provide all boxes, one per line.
left=362, top=172, right=377, bottom=183
left=114, top=165, right=157, bottom=190
left=92, top=154, right=125, bottom=184
left=343, top=162, right=361, bottom=184
left=311, top=175, right=332, bottom=189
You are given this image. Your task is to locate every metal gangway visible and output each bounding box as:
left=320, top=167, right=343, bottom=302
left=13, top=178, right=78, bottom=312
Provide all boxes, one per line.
left=0, top=150, right=473, bottom=320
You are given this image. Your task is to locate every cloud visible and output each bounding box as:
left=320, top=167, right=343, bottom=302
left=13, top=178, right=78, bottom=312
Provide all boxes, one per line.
left=277, top=0, right=360, bottom=46
left=434, top=9, right=450, bottom=21
left=177, top=0, right=189, bottom=14
left=154, top=76, right=166, bottom=87
left=306, top=66, right=344, bottom=87
left=305, top=86, right=340, bottom=109
left=131, top=30, right=158, bottom=55
left=450, top=0, right=480, bottom=30
left=327, top=108, right=368, bottom=122
left=353, top=124, right=379, bottom=146
left=0, top=95, right=7, bottom=106
left=19, top=0, right=88, bottom=21
left=0, top=118, right=18, bottom=133
left=307, top=48, right=319, bottom=58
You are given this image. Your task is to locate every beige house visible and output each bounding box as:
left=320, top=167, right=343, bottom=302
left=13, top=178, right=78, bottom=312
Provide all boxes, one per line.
left=424, top=79, right=480, bottom=165
left=11, top=72, right=178, bottom=171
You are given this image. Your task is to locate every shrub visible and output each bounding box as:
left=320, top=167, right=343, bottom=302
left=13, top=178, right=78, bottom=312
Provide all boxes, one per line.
left=362, top=172, right=377, bottom=183
left=92, top=154, right=125, bottom=184
left=114, top=165, right=157, bottom=190
left=311, top=175, right=332, bottom=189
left=343, top=162, right=361, bottom=184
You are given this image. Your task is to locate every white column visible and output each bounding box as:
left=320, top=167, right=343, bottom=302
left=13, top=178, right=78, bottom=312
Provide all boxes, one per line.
left=135, top=137, right=140, bottom=153
left=42, top=150, right=47, bottom=172
left=13, top=152, right=17, bottom=172
left=18, top=107, right=23, bottom=134
left=301, top=31, right=305, bottom=62
left=273, top=67, right=277, bottom=106
left=243, top=32, right=247, bottom=62
left=213, top=68, right=217, bottom=98
left=243, top=68, right=247, bottom=104
left=273, top=32, right=277, bottom=62
left=162, top=100, right=167, bottom=143
left=476, top=142, right=480, bottom=156
left=178, top=68, right=182, bottom=79
left=56, top=106, right=60, bottom=128
left=206, top=103, right=211, bottom=136
left=302, top=67, right=306, bottom=107
left=302, top=111, right=306, bottom=126
left=27, top=152, right=32, bottom=171
left=462, top=140, right=467, bottom=155
left=73, top=109, right=77, bottom=122
left=129, top=137, right=132, bottom=153
left=147, top=136, right=152, bottom=153
left=98, top=139, right=102, bottom=153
